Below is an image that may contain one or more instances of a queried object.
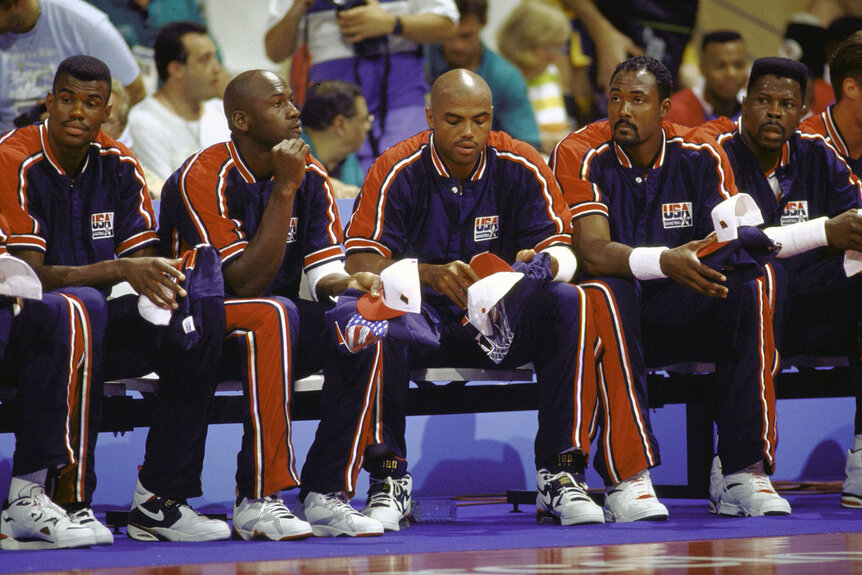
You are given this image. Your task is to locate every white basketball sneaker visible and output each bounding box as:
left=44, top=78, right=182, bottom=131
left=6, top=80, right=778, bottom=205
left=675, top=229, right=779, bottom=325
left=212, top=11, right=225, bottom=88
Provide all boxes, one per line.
left=295, top=491, right=384, bottom=537
left=714, top=461, right=791, bottom=516
left=362, top=474, right=413, bottom=531
left=842, top=448, right=862, bottom=509
left=232, top=495, right=313, bottom=541
left=535, top=468, right=604, bottom=525
left=1, top=488, right=95, bottom=550
left=604, top=469, right=668, bottom=522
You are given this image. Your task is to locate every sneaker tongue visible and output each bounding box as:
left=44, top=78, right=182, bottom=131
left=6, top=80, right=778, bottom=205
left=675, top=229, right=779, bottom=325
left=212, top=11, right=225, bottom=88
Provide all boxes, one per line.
left=558, top=475, right=573, bottom=487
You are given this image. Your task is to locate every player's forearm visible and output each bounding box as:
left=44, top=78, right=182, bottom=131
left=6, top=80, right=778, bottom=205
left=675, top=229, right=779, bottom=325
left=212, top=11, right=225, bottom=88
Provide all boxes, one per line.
left=575, top=239, right=635, bottom=278
left=223, top=194, right=297, bottom=297
left=397, top=13, right=455, bottom=44
left=265, top=4, right=306, bottom=63
left=346, top=251, right=394, bottom=275
left=572, top=215, right=635, bottom=278
left=14, top=250, right=126, bottom=291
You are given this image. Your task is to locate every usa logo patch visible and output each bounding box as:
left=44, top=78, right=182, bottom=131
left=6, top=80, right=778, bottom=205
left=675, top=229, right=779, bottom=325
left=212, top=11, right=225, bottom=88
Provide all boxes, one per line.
left=661, top=202, right=693, bottom=229
left=781, top=201, right=808, bottom=226
left=474, top=215, right=499, bottom=242
left=91, top=212, right=114, bottom=239
left=286, top=217, right=298, bottom=243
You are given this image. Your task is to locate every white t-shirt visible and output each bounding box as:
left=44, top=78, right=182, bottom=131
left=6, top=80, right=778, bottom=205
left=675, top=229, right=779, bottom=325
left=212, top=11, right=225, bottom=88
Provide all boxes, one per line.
left=0, top=0, right=141, bottom=132
left=127, top=96, right=230, bottom=181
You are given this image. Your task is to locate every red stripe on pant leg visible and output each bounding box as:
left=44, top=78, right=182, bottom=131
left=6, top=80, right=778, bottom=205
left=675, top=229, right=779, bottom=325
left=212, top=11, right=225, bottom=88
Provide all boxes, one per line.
left=226, top=299, right=298, bottom=498
left=55, top=296, right=91, bottom=504
left=343, top=342, right=383, bottom=496
left=756, top=278, right=778, bottom=472
left=582, top=282, right=655, bottom=482
left=570, top=285, right=596, bottom=455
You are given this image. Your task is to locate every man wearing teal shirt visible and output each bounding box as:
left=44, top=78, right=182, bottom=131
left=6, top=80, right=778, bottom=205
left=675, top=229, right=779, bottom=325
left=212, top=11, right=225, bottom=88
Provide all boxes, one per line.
left=300, top=80, right=370, bottom=199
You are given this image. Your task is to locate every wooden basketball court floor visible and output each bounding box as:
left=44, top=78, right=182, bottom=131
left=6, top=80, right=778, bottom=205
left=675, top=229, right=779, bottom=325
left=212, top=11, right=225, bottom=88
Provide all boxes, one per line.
left=35, top=532, right=862, bottom=575
left=5, top=492, right=862, bottom=574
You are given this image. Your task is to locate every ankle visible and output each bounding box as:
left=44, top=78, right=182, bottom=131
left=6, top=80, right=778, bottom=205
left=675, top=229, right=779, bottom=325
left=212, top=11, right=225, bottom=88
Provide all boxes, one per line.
left=543, top=451, right=587, bottom=476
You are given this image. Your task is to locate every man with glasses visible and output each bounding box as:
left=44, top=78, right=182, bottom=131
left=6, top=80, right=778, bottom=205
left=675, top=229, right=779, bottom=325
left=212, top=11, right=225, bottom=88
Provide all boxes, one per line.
left=300, top=80, right=372, bottom=198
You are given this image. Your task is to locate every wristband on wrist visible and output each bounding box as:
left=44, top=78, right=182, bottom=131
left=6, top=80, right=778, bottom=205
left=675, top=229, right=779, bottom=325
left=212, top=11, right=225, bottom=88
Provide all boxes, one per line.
left=629, top=246, right=669, bottom=280
left=763, top=217, right=828, bottom=258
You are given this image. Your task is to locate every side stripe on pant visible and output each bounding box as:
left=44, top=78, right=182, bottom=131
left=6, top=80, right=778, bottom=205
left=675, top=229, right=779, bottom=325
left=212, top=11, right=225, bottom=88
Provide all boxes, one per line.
left=226, top=298, right=298, bottom=499
left=343, top=341, right=384, bottom=495
left=581, top=281, right=657, bottom=480
left=56, top=294, right=92, bottom=504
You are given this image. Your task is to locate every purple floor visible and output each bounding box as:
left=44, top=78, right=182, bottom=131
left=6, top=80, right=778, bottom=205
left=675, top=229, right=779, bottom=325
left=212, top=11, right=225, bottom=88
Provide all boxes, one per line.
left=1, top=493, right=860, bottom=573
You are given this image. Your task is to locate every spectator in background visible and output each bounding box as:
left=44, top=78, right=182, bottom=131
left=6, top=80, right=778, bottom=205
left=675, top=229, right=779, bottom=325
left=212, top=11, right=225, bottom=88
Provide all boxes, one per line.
left=0, top=0, right=145, bottom=132
left=425, top=0, right=540, bottom=150
left=84, top=0, right=212, bottom=95
left=300, top=80, right=370, bottom=199
left=665, top=31, right=747, bottom=127
left=498, top=1, right=572, bottom=155
left=102, top=78, right=131, bottom=144
left=802, top=30, right=862, bottom=175
left=127, top=21, right=229, bottom=198
left=264, top=0, right=458, bottom=174
left=565, top=0, right=697, bottom=93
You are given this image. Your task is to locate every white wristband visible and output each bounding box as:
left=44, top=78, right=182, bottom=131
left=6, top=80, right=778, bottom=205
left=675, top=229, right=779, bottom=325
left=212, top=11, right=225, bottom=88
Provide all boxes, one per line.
left=306, top=260, right=349, bottom=301
left=629, top=246, right=669, bottom=280
left=763, top=217, right=828, bottom=258
left=541, top=245, right=577, bottom=283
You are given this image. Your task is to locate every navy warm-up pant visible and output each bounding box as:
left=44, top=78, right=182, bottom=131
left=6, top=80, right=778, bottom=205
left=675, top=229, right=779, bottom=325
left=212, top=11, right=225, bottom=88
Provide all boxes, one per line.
left=592, top=274, right=778, bottom=476
left=306, top=281, right=657, bottom=491
left=770, top=256, right=862, bottom=434
left=53, top=289, right=224, bottom=504
left=1, top=289, right=99, bottom=499
left=221, top=297, right=380, bottom=500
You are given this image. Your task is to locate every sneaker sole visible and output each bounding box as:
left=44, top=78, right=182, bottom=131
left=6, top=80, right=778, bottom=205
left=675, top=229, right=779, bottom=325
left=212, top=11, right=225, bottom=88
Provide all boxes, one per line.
left=0, top=531, right=96, bottom=550
left=362, top=511, right=406, bottom=532
left=604, top=510, right=669, bottom=523
left=716, top=501, right=791, bottom=517
left=841, top=493, right=862, bottom=509
left=536, top=508, right=604, bottom=526
left=309, top=524, right=384, bottom=537
left=127, top=523, right=230, bottom=542
left=231, top=527, right=313, bottom=541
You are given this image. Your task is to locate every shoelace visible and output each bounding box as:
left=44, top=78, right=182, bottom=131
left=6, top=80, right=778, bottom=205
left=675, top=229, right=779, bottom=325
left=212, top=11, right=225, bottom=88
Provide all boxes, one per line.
left=367, top=477, right=406, bottom=508
left=546, top=471, right=589, bottom=502
left=325, top=492, right=360, bottom=514
left=31, top=494, right=68, bottom=522
left=259, top=495, right=295, bottom=519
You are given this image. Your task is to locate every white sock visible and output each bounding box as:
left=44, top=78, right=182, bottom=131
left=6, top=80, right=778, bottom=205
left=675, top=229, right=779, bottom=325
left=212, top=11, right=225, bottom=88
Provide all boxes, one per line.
left=853, top=434, right=862, bottom=451
left=9, top=469, right=48, bottom=501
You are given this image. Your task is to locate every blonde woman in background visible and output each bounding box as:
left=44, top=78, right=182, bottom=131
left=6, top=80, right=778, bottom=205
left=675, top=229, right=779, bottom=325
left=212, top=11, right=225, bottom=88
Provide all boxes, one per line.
left=498, top=1, right=572, bottom=155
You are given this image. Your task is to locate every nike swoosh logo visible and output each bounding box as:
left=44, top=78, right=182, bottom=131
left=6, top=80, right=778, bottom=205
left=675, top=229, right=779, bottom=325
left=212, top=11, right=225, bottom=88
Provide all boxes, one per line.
left=137, top=506, right=165, bottom=522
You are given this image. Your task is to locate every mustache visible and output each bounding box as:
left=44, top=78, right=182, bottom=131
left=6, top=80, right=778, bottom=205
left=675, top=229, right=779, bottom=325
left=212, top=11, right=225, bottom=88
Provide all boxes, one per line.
left=614, top=119, right=637, bottom=132
left=62, top=120, right=88, bottom=130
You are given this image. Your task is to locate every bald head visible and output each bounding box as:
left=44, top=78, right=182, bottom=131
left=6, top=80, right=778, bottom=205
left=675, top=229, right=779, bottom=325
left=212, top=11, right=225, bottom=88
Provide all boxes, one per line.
left=222, top=69, right=301, bottom=147
left=425, top=68, right=493, bottom=181
left=430, top=68, right=492, bottom=112
left=223, top=69, right=284, bottom=128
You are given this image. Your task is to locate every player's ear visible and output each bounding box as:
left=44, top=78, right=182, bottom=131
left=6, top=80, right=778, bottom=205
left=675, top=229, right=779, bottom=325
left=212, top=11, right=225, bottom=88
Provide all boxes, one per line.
left=230, top=110, right=248, bottom=133
left=425, top=106, right=433, bottom=129
left=659, top=97, right=671, bottom=119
